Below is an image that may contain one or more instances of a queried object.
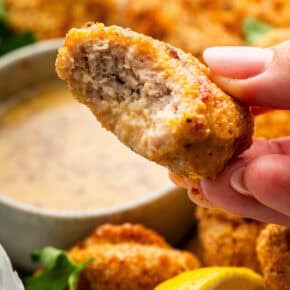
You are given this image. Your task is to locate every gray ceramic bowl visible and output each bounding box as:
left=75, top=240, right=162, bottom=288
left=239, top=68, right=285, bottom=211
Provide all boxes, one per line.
left=0, top=40, right=195, bottom=271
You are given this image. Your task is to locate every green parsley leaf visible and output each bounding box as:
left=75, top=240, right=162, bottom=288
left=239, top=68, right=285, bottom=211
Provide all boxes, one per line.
left=25, top=247, right=93, bottom=290
left=0, top=22, right=36, bottom=56
left=243, top=18, right=273, bottom=45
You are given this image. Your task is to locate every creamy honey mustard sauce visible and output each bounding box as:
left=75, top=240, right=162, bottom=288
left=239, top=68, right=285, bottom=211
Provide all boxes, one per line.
left=0, top=82, right=169, bottom=210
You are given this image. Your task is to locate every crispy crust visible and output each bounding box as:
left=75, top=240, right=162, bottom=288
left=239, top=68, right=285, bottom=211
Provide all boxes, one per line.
left=69, top=223, right=200, bottom=290
left=56, top=23, right=253, bottom=179
left=264, top=253, right=290, bottom=290
left=189, top=207, right=264, bottom=272
left=256, top=224, right=290, bottom=273
left=254, top=110, right=290, bottom=139
left=74, top=223, right=170, bottom=248
left=6, top=0, right=118, bottom=40
left=256, top=224, right=290, bottom=290
left=8, top=0, right=290, bottom=56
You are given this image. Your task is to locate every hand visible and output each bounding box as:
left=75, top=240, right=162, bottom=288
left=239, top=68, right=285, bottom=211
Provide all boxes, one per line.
left=171, top=41, right=290, bottom=226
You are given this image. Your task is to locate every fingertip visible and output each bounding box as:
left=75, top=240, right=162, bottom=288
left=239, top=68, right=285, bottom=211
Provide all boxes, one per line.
left=243, top=154, right=290, bottom=215
left=203, top=46, right=272, bottom=79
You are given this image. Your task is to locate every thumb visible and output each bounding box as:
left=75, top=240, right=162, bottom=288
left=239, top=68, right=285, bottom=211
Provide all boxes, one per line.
left=203, top=42, right=290, bottom=109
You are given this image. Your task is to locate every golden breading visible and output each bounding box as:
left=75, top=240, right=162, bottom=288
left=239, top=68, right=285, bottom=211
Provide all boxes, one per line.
left=264, top=253, right=290, bottom=290
left=56, top=23, right=253, bottom=179
left=256, top=224, right=290, bottom=290
left=254, top=110, right=290, bottom=139
left=182, top=0, right=290, bottom=35
left=256, top=224, right=290, bottom=273
left=254, top=28, right=290, bottom=48
left=5, top=0, right=70, bottom=39
left=6, top=0, right=290, bottom=56
left=68, top=0, right=119, bottom=30
left=5, top=0, right=118, bottom=40
left=69, top=223, right=200, bottom=290
left=119, top=0, right=242, bottom=56
left=119, top=0, right=184, bottom=40
left=189, top=207, right=264, bottom=272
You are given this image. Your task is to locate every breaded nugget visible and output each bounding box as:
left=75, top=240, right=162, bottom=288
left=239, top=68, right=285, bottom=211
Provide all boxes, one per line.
left=189, top=207, right=264, bottom=272
left=68, top=0, right=119, bottom=30
left=254, top=110, right=290, bottom=139
left=264, top=253, right=290, bottom=290
left=69, top=223, right=200, bottom=290
left=256, top=224, right=290, bottom=290
left=6, top=0, right=70, bottom=39
left=119, top=0, right=183, bottom=40
left=166, top=24, right=241, bottom=59
left=183, top=0, right=290, bottom=35
left=5, top=0, right=118, bottom=40
left=254, top=28, right=290, bottom=48
left=256, top=224, right=290, bottom=273
left=56, top=23, right=253, bottom=179
left=119, top=0, right=242, bottom=57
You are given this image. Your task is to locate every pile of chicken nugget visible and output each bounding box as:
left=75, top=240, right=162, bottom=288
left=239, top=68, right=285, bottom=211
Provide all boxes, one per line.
left=5, top=1, right=290, bottom=290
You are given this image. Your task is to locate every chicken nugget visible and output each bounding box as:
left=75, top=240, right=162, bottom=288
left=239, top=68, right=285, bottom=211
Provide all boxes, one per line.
left=254, top=110, right=290, bottom=139
left=189, top=207, right=264, bottom=272
left=69, top=223, right=200, bottom=290
left=254, top=28, right=290, bottom=48
left=6, top=0, right=119, bottom=40
left=264, top=253, right=290, bottom=290
left=6, top=0, right=70, bottom=39
left=56, top=23, right=253, bottom=179
left=256, top=224, right=290, bottom=290
left=256, top=224, right=290, bottom=273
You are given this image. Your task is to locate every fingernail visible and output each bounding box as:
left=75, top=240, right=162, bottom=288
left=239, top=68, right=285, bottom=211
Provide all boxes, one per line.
left=230, top=167, right=251, bottom=196
left=187, top=187, right=213, bottom=208
left=203, top=46, right=273, bottom=79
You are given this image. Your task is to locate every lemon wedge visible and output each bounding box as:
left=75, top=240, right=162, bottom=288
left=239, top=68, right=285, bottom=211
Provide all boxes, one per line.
left=155, top=267, right=264, bottom=290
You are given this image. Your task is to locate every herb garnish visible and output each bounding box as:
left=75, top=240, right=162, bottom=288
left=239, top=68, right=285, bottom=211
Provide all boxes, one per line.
left=243, top=18, right=273, bottom=45
left=25, top=247, right=93, bottom=290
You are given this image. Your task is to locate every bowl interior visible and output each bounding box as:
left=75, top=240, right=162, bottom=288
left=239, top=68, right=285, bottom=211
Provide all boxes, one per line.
left=0, top=39, right=178, bottom=216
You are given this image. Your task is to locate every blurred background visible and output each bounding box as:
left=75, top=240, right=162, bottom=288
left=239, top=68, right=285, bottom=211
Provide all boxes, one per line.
left=2, top=0, right=290, bottom=58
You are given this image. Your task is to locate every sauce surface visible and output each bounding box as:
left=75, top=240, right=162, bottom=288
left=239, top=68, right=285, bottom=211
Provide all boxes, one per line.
left=0, top=83, right=169, bottom=210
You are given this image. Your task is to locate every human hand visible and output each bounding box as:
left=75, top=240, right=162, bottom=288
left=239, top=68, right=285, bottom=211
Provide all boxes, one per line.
left=171, top=41, right=290, bottom=226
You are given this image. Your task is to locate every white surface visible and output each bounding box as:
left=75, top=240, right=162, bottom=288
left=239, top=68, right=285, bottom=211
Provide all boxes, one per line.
left=0, top=244, right=24, bottom=290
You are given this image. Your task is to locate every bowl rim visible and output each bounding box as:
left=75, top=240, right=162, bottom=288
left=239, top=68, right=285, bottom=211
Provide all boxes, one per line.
left=0, top=39, right=179, bottom=219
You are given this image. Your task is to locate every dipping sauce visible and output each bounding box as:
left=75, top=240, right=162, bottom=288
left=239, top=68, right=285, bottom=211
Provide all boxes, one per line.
left=0, top=83, right=169, bottom=210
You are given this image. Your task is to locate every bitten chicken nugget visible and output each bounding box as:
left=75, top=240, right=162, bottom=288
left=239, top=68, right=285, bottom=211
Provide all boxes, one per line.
left=256, top=224, right=290, bottom=290
left=69, top=223, right=200, bottom=290
left=189, top=207, right=264, bottom=272
left=56, top=23, right=253, bottom=179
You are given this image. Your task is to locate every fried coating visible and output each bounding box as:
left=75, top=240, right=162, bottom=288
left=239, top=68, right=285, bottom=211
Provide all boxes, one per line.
left=254, top=110, right=290, bottom=139
left=119, top=0, right=242, bottom=57
left=5, top=0, right=70, bottom=39
left=5, top=0, right=118, bottom=40
left=183, top=0, right=290, bottom=36
left=256, top=224, right=290, bottom=273
left=256, top=224, right=290, bottom=290
left=189, top=207, right=264, bottom=272
left=69, top=223, right=200, bottom=290
left=56, top=23, right=253, bottom=179
left=6, top=0, right=290, bottom=56
left=264, top=253, right=290, bottom=290
left=254, top=28, right=290, bottom=48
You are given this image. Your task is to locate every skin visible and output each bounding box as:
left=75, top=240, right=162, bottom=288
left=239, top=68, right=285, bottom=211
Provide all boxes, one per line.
left=171, top=40, right=290, bottom=226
